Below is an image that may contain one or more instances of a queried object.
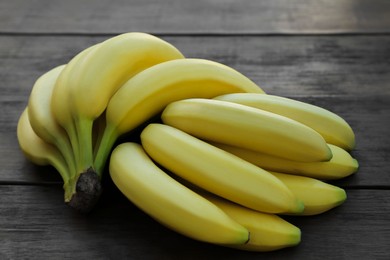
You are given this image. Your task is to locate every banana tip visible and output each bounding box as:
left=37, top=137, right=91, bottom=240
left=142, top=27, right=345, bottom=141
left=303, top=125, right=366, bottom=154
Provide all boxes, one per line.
left=295, top=200, right=305, bottom=214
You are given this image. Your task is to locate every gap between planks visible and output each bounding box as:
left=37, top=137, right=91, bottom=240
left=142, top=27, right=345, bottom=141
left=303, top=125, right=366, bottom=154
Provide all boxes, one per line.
left=1, top=32, right=390, bottom=37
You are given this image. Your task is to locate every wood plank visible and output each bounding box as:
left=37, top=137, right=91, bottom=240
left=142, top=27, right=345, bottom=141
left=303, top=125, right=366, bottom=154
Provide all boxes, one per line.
left=1, top=185, right=389, bottom=259
left=1, top=0, right=390, bottom=34
left=1, top=35, right=389, bottom=100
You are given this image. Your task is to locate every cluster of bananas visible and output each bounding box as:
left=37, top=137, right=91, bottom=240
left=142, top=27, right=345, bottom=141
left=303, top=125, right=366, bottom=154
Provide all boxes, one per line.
left=17, top=32, right=358, bottom=251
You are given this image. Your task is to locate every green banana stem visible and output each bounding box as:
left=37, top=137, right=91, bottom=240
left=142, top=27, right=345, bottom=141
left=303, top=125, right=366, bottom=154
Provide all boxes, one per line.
left=94, top=123, right=118, bottom=176
left=49, top=154, right=70, bottom=184
left=48, top=153, right=75, bottom=202
left=64, top=116, right=103, bottom=213
left=63, top=175, right=77, bottom=203
left=75, top=116, right=95, bottom=173
left=66, top=122, right=82, bottom=173
left=55, top=138, right=78, bottom=179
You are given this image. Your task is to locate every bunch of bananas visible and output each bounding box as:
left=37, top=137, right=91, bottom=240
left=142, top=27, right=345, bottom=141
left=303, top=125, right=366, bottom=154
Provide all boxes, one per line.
left=17, top=32, right=358, bottom=251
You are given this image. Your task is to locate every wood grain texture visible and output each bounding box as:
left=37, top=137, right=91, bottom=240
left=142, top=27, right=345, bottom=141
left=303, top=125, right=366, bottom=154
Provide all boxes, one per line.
left=1, top=185, right=389, bottom=260
left=1, top=35, right=390, bottom=101
left=1, top=35, right=389, bottom=186
left=1, top=0, right=390, bottom=34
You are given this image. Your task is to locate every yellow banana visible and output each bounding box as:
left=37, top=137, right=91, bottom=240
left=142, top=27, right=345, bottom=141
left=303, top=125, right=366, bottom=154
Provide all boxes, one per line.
left=51, top=44, right=100, bottom=173
left=17, top=108, right=74, bottom=200
left=67, top=32, right=185, bottom=174
left=140, top=123, right=303, bottom=214
left=109, top=142, right=249, bottom=245
left=202, top=193, right=301, bottom=251
left=213, top=142, right=358, bottom=180
left=161, top=98, right=332, bottom=162
left=94, top=58, right=265, bottom=173
left=215, top=93, right=356, bottom=150
left=270, top=171, right=347, bottom=215
left=27, top=64, right=76, bottom=179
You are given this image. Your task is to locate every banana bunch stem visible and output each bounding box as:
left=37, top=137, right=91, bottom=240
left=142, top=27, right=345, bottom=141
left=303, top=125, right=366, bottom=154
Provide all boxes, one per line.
left=74, top=116, right=94, bottom=173
left=65, top=167, right=102, bottom=213
left=94, top=123, right=118, bottom=176
left=57, top=116, right=102, bottom=213
left=66, top=121, right=81, bottom=173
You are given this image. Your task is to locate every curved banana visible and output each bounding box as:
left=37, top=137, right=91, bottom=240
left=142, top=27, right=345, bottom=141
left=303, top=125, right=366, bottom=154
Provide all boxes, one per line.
left=17, top=108, right=74, bottom=200
left=161, top=98, right=332, bottom=162
left=28, top=64, right=76, bottom=179
left=202, top=193, right=301, bottom=251
left=269, top=171, right=347, bottom=215
left=94, top=58, right=265, bottom=173
left=140, top=124, right=304, bottom=214
left=215, top=93, right=356, bottom=150
left=51, top=44, right=99, bottom=173
left=67, top=32, right=185, bottom=174
left=213, top=142, right=358, bottom=180
left=109, top=142, right=249, bottom=245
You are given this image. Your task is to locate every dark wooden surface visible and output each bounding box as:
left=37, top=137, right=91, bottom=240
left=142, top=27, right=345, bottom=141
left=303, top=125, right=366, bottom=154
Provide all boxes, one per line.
left=1, top=1, right=390, bottom=259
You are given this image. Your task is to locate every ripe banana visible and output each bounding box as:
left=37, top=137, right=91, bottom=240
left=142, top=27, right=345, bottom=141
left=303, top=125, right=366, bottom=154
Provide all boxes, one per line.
left=109, top=142, right=249, bottom=245
left=17, top=108, right=74, bottom=200
left=94, top=58, right=265, bottom=173
left=161, top=98, right=332, bottom=162
left=269, top=171, right=347, bottom=215
left=213, top=142, right=358, bottom=180
left=27, top=64, right=76, bottom=179
left=140, top=123, right=304, bottom=214
left=51, top=44, right=100, bottom=173
left=202, top=193, right=301, bottom=251
left=53, top=32, right=185, bottom=175
left=214, top=93, right=356, bottom=150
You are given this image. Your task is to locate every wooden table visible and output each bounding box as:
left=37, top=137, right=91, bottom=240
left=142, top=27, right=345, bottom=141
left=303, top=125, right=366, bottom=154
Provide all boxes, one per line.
left=1, top=1, right=389, bottom=259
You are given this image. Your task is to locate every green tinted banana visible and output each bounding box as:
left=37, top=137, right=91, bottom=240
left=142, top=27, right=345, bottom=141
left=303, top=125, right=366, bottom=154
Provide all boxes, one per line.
left=28, top=64, right=76, bottom=179
left=94, top=58, right=265, bottom=173
left=202, top=193, right=301, bottom=251
left=52, top=33, right=184, bottom=175
left=51, top=44, right=99, bottom=173
left=161, top=98, right=332, bottom=162
left=270, top=171, right=347, bottom=215
left=17, top=108, right=74, bottom=200
left=109, top=142, right=249, bottom=245
left=215, top=93, right=356, bottom=150
left=213, top=143, right=358, bottom=180
left=141, top=123, right=303, bottom=214
left=53, top=32, right=185, bottom=175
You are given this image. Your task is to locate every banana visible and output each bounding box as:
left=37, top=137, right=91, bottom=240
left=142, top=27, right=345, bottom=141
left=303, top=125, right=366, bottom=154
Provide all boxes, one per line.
left=140, top=123, right=304, bottom=214
left=109, top=142, right=249, bottom=245
left=214, top=93, right=356, bottom=151
left=161, top=98, right=332, bottom=162
left=269, top=171, right=347, bottom=215
left=27, top=64, right=76, bottom=180
left=49, top=44, right=109, bottom=212
left=213, top=142, right=358, bottom=180
left=17, top=108, right=74, bottom=200
left=68, top=32, right=185, bottom=174
left=202, top=193, right=301, bottom=251
left=51, top=44, right=100, bottom=173
left=94, top=58, right=265, bottom=174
